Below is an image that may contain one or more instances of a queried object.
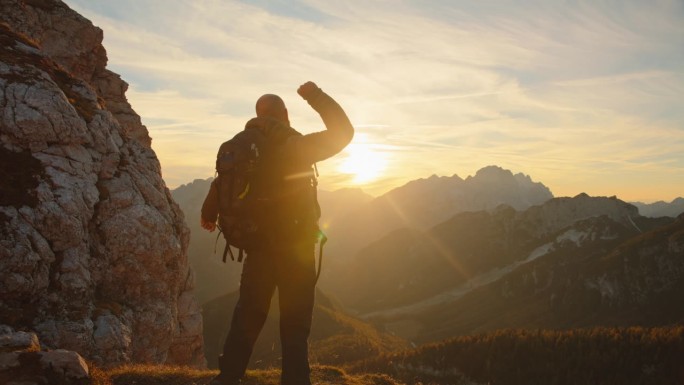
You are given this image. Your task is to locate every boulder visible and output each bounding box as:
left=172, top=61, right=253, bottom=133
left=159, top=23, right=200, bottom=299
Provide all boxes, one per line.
left=0, top=326, right=40, bottom=353
left=0, top=326, right=89, bottom=385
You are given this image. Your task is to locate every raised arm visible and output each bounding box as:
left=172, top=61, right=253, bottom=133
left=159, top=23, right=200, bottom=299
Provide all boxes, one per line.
left=288, top=82, right=354, bottom=164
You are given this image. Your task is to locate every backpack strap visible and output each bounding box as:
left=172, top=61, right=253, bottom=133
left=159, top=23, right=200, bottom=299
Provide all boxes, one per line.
left=214, top=222, right=234, bottom=263
left=220, top=244, right=244, bottom=263
left=215, top=171, right=237, bottom=263
left=221, top=242, right=235, bottom=263
left=315, top=231, right=327, bottom=284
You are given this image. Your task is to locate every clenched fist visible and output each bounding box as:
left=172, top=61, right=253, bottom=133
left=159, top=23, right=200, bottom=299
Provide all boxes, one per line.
left=297, top=81, right=321, bottom=100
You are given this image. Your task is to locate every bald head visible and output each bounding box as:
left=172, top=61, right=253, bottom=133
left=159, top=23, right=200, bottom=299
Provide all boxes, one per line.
left=256, top=94, right=289, bottom=124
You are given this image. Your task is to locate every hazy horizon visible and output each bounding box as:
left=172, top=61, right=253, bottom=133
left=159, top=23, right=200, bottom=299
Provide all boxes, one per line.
left=64, top=0, right=684, bottom=202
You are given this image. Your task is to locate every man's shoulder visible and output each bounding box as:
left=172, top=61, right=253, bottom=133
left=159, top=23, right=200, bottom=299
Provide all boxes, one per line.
left=216, top=118, right=305, bottom=159
left=217, top=129, right=257, bottom=153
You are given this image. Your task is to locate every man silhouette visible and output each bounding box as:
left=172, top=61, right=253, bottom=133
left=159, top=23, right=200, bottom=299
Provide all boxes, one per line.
left=201, top=81, right=354, bottom=385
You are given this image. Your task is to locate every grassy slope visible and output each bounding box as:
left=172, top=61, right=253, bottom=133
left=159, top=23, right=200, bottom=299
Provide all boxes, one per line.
left=92, top=326, right=684, bottom=385
left=93, top=364, right=405, bottom=385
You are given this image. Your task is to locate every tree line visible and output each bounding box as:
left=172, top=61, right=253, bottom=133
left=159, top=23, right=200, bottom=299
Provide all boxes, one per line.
left=350, top=326, right=684, bottom=385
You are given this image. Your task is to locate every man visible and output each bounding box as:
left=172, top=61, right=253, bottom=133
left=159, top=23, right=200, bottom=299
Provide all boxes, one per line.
left=201, top=81, right=354, bottom=385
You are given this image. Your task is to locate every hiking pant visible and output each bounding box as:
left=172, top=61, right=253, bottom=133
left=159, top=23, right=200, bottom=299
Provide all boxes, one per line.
left=218, top=241, right=316, bottom=385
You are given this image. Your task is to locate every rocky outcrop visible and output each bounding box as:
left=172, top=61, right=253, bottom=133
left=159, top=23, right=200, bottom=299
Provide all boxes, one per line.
left=1, top=325, right=90, bottom=385
left=0, top=0, right=151, bottom=147
left=0, top=0, right=204, bottom=367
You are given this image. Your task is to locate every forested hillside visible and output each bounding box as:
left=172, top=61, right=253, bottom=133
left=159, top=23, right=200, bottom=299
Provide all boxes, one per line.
left=351, top=327, right=684, bottom=385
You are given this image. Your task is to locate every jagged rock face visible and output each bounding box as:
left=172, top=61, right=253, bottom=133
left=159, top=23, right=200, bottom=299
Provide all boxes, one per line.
left=0, top=0, right=204, bottom=368
left=1, top=0, right=151, bottom=147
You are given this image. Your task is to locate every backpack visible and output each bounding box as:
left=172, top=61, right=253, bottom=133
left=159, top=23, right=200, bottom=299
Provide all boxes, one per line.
left=214, top=122, right=325, bottom=269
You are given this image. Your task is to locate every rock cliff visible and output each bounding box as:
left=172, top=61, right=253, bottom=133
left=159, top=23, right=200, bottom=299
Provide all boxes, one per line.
left=0, top=0, right=204, bottom=367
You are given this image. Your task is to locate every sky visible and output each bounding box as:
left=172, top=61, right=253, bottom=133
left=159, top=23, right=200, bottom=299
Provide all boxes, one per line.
left=64, top=0, right=684, bottom=202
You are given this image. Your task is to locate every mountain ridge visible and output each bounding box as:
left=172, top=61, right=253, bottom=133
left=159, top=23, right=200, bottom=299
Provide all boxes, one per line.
left=631, top=197, right=684, bottom=218
left=172, top=166, right=555, bottom=304
left=338, top=193, right=650, bottom=314
left=327, top=166, right=553, bottom=252
left=366, top=211, right=682, bottom=343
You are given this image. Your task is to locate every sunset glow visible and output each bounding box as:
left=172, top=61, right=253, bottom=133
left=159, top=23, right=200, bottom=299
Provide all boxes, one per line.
left=338, top=134, right=389, bottom=184
left=64, top=0, right=684, bottom=202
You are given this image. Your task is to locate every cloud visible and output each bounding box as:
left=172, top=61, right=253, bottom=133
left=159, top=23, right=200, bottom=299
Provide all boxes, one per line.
left=63, top=0, right=684, bottom=201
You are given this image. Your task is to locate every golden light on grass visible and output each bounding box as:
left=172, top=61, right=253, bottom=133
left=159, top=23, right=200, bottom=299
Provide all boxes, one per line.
left=90, top=363, right=402, bottom=385
left=96, top=364, right=215, bottom=385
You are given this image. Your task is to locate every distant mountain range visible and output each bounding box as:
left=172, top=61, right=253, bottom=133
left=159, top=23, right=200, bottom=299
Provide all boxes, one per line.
left=356, top=201, right=683, bottom=343
left=409, top=212, right=684, bottom=343
left=631, top=198, right=684, bottom=218
left=323, top=166, right=553, bottom=265
left=171, top=166, right=684, bottom=347
left=338, top=194, right=670, bottom=314
left=171, top=166, right=556, bottom=304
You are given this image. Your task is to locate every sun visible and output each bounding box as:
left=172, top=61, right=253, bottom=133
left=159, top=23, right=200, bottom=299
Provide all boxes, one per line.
left=338, top=136, right=388, bottom=184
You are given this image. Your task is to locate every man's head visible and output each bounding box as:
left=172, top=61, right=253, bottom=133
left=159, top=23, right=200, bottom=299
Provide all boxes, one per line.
left=256, top=94, right=289, bottom=125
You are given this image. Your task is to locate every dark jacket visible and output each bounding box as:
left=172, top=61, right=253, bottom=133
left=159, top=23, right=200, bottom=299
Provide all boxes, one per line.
left=201, top=88, right=354, bottom=240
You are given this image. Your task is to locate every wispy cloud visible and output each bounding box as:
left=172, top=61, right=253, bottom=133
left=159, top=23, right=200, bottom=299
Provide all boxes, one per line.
left=64, top=0, right=684, bottom=201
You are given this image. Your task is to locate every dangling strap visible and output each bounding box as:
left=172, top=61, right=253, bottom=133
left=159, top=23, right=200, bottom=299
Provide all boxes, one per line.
left=222, top=242, right=235, bottom=263
left=312, top=164, right=324, bottom=284
left=315, top=232, right=328, bottom=284
left=214, top=228, right=222, bottom=254
left=215, top=224, right=234, bottom=263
